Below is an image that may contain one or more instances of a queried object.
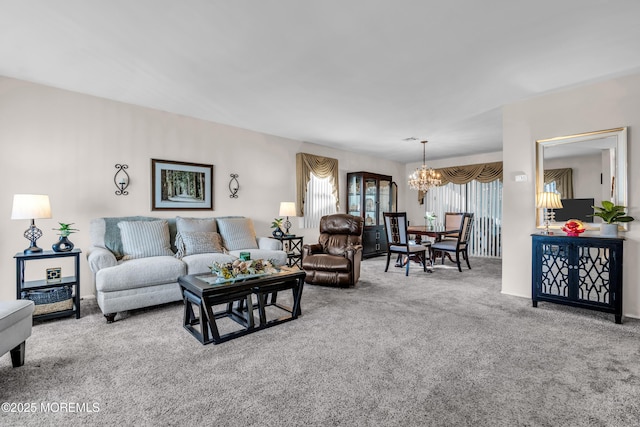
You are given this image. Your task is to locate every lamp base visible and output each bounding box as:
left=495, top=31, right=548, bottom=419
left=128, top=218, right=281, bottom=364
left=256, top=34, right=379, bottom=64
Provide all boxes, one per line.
left=23, top=245, right=43, bottom=254
left=23, top=223, right=44, bottom=254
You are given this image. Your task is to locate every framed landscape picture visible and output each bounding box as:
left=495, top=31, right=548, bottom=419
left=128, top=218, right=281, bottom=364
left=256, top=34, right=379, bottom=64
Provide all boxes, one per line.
left=151, top=159, right=214, bottom=210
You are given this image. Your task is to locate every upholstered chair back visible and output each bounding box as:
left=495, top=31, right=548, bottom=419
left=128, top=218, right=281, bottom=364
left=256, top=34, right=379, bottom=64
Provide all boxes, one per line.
left=318, top=214, right=364, bottom=256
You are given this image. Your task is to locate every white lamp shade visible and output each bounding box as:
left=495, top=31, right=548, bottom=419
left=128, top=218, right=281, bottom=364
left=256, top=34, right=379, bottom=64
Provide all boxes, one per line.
left=11, top=194, right=52, bottom=220
left=279, top=202, right=296, bottom=217
left=536, top=192, right=563, bottom=209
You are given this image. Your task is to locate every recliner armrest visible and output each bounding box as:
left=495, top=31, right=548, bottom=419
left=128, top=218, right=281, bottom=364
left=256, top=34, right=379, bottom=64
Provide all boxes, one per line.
left=302, top=243, right=323, bottom=258
left=86, top=246, right=117, bottom=273
left=344, top=245, right=363, bottom=261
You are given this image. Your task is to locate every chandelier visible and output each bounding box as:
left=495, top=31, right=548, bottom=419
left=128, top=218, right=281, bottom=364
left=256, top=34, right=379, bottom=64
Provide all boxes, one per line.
left=408, top=140, right=441, bottom=191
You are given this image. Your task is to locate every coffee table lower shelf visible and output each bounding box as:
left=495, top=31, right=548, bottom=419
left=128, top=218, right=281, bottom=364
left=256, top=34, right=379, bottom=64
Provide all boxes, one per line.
left=179, top=269, right=306, bottom=345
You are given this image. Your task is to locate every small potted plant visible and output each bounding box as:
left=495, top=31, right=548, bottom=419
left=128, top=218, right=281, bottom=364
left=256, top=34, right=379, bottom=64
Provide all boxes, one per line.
left=52, top=222, right=79, bottom=252
left=591, top=201, right=634, bottom=237
left=270, top=218, right=284, bottom=238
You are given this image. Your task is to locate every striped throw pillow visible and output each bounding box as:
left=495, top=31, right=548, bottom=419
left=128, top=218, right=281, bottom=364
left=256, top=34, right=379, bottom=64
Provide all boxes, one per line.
left=118, top=220, right=174, bottom=260
left=216, top=218, right=259, bottom=251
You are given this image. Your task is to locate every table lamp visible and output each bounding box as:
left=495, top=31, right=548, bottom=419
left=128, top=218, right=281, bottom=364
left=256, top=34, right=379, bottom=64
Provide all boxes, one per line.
left=536, top=192, right=563, bottom=235
left=11, top=194, right=52, bottom=253
left=279, top=202, right=297, bottom=236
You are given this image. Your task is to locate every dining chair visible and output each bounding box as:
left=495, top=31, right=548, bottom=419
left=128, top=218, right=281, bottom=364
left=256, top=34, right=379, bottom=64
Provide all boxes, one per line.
left=443, top=212, right=465, bottom=239
left=383, top=212, right=430, bottom=276
left=431, top=213, right=474, bottom=272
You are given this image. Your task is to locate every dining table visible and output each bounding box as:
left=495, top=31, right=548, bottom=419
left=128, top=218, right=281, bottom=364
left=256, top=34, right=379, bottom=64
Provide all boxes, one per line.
left=407, top=225, right=459, bottom=244
left=406, top=225, right=460, bottom=266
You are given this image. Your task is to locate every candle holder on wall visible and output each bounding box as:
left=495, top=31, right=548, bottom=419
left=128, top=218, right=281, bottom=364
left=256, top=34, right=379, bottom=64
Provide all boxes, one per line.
left=114, top=164, right=130, bottom=196
left=229, top=173, right=239, bottom=198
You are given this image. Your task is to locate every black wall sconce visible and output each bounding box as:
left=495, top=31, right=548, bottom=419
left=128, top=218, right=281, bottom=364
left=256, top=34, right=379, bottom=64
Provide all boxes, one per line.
left=229, top=173, right=239, bottom=198
left=114, top=164, right=130, bottom=195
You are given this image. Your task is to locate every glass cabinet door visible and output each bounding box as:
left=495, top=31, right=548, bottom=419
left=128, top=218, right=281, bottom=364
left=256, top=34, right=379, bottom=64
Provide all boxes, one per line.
left=379, top=179, right=392, bottom=224
left=364, top=178, right=377, bottom=226
left=348, top=174, right=362, bottom=217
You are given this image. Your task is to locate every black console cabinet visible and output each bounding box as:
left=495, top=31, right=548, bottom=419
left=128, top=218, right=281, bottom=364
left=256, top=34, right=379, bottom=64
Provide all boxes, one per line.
left=15, top=249, right=81, bottom=321
left=531, top=234, right=623, bottom=323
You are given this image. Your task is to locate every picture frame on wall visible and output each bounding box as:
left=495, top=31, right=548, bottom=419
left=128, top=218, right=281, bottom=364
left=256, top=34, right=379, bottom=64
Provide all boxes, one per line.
left=151, top=159, right=214, bottom=210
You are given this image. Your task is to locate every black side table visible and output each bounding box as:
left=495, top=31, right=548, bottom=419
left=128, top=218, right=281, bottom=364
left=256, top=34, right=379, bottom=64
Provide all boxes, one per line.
left=271, top=235, right=304, bottom=268
left=15, top=249, right=81, bottom=321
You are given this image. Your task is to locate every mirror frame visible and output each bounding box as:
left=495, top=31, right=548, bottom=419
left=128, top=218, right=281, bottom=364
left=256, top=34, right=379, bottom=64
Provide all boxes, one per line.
left=536, top=127, right=628, bottom=231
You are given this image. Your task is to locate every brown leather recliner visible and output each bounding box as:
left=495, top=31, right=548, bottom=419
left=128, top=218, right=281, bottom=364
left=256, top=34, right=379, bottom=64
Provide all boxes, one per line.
left=301, top=214, right=364, bottom=287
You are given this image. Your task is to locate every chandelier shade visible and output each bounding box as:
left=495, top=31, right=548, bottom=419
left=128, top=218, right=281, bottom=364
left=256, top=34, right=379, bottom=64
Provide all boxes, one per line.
left=408, top=140, right=441, bottom=191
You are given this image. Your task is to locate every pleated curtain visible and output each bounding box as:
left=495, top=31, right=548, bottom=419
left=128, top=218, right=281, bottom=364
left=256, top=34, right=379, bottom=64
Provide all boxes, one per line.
left=296, top=153, right=339, bottom=216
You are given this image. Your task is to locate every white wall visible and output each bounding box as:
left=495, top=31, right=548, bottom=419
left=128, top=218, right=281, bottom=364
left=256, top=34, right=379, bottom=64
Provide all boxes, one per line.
left=502, top=72, right=640, bottom=318
left=0, top=77, right=405, bottom=301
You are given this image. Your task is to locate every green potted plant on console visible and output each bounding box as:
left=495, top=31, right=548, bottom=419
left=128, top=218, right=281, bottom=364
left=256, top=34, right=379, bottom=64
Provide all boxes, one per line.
left=52, top=222, right=79, bottom=252
left=271, top=218, right=284, bottom=238
left=591, top=201, right=634, bottom=237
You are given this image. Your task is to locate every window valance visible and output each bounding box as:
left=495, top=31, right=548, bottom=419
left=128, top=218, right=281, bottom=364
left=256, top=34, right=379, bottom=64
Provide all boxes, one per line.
left=296, top=153, right=339, bottom=216
left=543, top=168, right=574, bottom=199
left=419, top=161, right=503, bottom=203
left=438, top=161, right=503, bottom=185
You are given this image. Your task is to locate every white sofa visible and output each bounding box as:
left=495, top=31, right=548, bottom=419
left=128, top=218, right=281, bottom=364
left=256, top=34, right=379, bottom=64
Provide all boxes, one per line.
left=87, top=216, right=287, bottom=322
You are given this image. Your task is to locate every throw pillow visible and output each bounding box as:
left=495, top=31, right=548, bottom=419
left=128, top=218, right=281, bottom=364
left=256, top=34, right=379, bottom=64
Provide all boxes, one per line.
left=118, top=220, right=174, bottom=260
left=176, top=231, right=225, bottom=258
left=175, top=217, right=217, bottom=257
left=215, top=217, right=259, bottom=251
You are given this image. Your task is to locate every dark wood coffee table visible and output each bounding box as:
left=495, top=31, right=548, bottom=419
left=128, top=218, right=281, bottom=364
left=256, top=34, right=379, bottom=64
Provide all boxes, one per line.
left=178, top=267, right=306, bottom=345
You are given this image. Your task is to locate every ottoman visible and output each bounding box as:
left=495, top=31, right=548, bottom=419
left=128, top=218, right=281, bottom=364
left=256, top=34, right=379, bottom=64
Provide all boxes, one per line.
left=0, top=300, right=35, bottom=367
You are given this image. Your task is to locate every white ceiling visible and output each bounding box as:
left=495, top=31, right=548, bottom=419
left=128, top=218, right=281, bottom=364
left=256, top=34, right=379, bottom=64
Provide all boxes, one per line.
left=2, top=0, right=640, bottom=163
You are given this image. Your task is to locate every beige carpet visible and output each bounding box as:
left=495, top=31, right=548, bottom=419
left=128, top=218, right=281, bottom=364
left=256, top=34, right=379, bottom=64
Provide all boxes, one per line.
left=2, top=257, right=640, bottom=426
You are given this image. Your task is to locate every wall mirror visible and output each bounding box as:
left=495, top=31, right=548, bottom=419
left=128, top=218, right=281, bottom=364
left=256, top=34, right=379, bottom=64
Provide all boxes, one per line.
left=536, top=127, right=628, bottom=231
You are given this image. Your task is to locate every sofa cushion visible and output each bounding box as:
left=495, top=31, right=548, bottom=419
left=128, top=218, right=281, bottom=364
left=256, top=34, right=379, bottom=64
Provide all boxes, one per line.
left=176, top=216, right=217, bottom=233
left=96, top=256, right=186, bottom=292
left=177, top=231, right=225, bottom=258
left=175, top=217, right=217, bottom=257
left=91, top=216, right=162, bottom=259
left=216, top=217, right=258, bottom=251
left=0, top=300, right=35, bottom=333
left=227, top=249, right=287, bottom=267
left=182, top=253, right=237, bottom=275
left=118, top=220, right=174, bottom=260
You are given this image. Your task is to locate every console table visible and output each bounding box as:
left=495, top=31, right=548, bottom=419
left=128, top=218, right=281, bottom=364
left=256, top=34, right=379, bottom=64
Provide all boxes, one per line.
left=271, top=235, right=303, bottom=268
left=15, top=249, right=81, bottom=321
left=531, top=234, right=623, bottom=323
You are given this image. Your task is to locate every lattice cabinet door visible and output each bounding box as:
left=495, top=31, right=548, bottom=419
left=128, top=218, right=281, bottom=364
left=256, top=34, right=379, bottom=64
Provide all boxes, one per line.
left=531, top=234, right=623, bottom=324
left=537, top=240, right=571, bottom=299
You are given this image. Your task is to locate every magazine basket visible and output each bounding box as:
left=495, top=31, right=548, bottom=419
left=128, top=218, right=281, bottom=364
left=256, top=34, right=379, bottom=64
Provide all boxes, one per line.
left=22, top=286, right=73, bottom=315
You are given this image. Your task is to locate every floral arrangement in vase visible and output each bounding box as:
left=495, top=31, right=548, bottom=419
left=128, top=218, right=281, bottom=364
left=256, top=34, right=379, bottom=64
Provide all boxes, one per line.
left=424, top=212, right=437, bottom=229
left=210, top=259, right=277, bottom=281
left=561, top=219, right=586, bottom=237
